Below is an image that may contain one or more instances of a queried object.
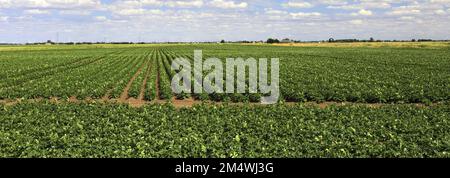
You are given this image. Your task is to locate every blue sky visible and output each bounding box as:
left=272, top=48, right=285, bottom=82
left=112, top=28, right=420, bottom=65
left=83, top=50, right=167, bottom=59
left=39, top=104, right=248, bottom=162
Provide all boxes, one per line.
left=0, top=0, right=449, bottom=43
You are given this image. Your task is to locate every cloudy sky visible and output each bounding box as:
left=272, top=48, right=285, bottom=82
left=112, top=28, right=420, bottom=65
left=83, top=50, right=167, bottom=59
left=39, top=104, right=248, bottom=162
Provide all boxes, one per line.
left=0, top=0, right=449, bottom=43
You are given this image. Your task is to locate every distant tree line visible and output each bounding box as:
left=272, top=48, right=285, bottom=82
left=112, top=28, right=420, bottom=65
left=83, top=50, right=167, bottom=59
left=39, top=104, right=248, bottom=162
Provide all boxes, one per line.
left=0, top=38, right=447, bottom=46
left=261, top=38, right=441, bottom=44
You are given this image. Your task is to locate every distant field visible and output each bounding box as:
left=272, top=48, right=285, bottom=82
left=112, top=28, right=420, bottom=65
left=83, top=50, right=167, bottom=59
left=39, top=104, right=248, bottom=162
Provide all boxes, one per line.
left=0, top=44, right=172, bottom=52
left=270, top=41, right=450, bottom=49
left=1, top=41, right=449, bottom=52
left=0, top=44, right=449, bottom=158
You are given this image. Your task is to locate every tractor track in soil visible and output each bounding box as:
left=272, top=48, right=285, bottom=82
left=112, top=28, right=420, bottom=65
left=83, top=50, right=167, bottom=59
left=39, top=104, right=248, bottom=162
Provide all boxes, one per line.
left=101, top=55, right=142, bottom=101
left=129, top=55, right=153, bottom=107
left=119, top=60, right=149, bottom=103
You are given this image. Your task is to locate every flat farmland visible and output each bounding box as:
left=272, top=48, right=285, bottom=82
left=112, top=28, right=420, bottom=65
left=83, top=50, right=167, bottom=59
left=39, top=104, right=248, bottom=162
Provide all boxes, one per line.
left=1, top=44, right=449, bottom=104
left=0, top=43, right=449, bottom=158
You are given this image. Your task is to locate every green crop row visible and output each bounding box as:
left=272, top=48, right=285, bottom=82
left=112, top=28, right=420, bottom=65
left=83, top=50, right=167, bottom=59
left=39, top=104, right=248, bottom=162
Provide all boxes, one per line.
left=0, top=48, right=115, bottom=79
left=128, top=51, right=153, bottom=99
left=109, top=52, right=147, bottom=99
left=158, top=50, right=174, bottom=100
left=144, top=52, right=158, bottom=101
left=163, top=44, right=450, bottom=104
left=0, top=44, right=449, bottom=103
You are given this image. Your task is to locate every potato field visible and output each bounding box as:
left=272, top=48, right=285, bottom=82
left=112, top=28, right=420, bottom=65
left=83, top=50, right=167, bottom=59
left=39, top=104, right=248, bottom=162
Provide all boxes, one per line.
left=0, top=44, right=449, bottom=158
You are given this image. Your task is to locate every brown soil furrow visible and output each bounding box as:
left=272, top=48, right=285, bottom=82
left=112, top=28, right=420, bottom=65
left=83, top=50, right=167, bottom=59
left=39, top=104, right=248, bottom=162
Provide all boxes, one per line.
left=128, top=54, right=154, bottom=108
left=119, top=60, right=148, bottom=102
left=102, top=89, right=113, bottom=101
left=68, top=96, right=80, bottom=103
left=128, top=98, right=145, bottom=108
left=172, top=97, right=196, bottom=108
left=103, top=56, right=142, bottom=101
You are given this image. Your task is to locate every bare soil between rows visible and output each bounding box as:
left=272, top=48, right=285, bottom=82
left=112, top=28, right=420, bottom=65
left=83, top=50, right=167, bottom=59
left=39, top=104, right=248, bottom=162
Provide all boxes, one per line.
left=119, top=60, right=149, bottom=102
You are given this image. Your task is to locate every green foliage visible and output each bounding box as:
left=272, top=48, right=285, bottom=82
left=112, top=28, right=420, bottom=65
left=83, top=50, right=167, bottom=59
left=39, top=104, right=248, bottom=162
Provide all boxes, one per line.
left=144, top=53, right=158, bottom=101
left=157, top=50, right=174, bottom=100
left=1, top=44, right=449, bottom=103
left=0, top=103, right=449, bottom=158
left=129, top=52, right=153, bottom=99
left=266, top=38, right=280, bottom=44
left=164, top=44, right=450, bottom=103
left=0, top=44, right=449, bottom=158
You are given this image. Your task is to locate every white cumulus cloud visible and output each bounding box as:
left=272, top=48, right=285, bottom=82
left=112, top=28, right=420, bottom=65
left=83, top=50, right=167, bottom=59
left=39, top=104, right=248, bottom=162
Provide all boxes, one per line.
left=290, top=12, right=321, bottom=19
left=434, top=9, right=446, bottom=15
left=356, top=9, right=373, bottom=16
left=24, top=9, right=50, bottom=15
left=166, top=0, right=204, bottom=8
left=387, top=6, right=421, bottom=16
left=94, top=16, right=107, bottom=21
left=283, top=1, right=314, bottom=8
left=59, top=10, right=91, bottom=16
left=209, top=0, right=247, bottom=9
left=0, top=16, right=8, bottom=22
left=0, top=0, right=102, bottom=9
left=264, top=8, right=288, bottom=15
left=349, top=19, right=363, bottom=25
